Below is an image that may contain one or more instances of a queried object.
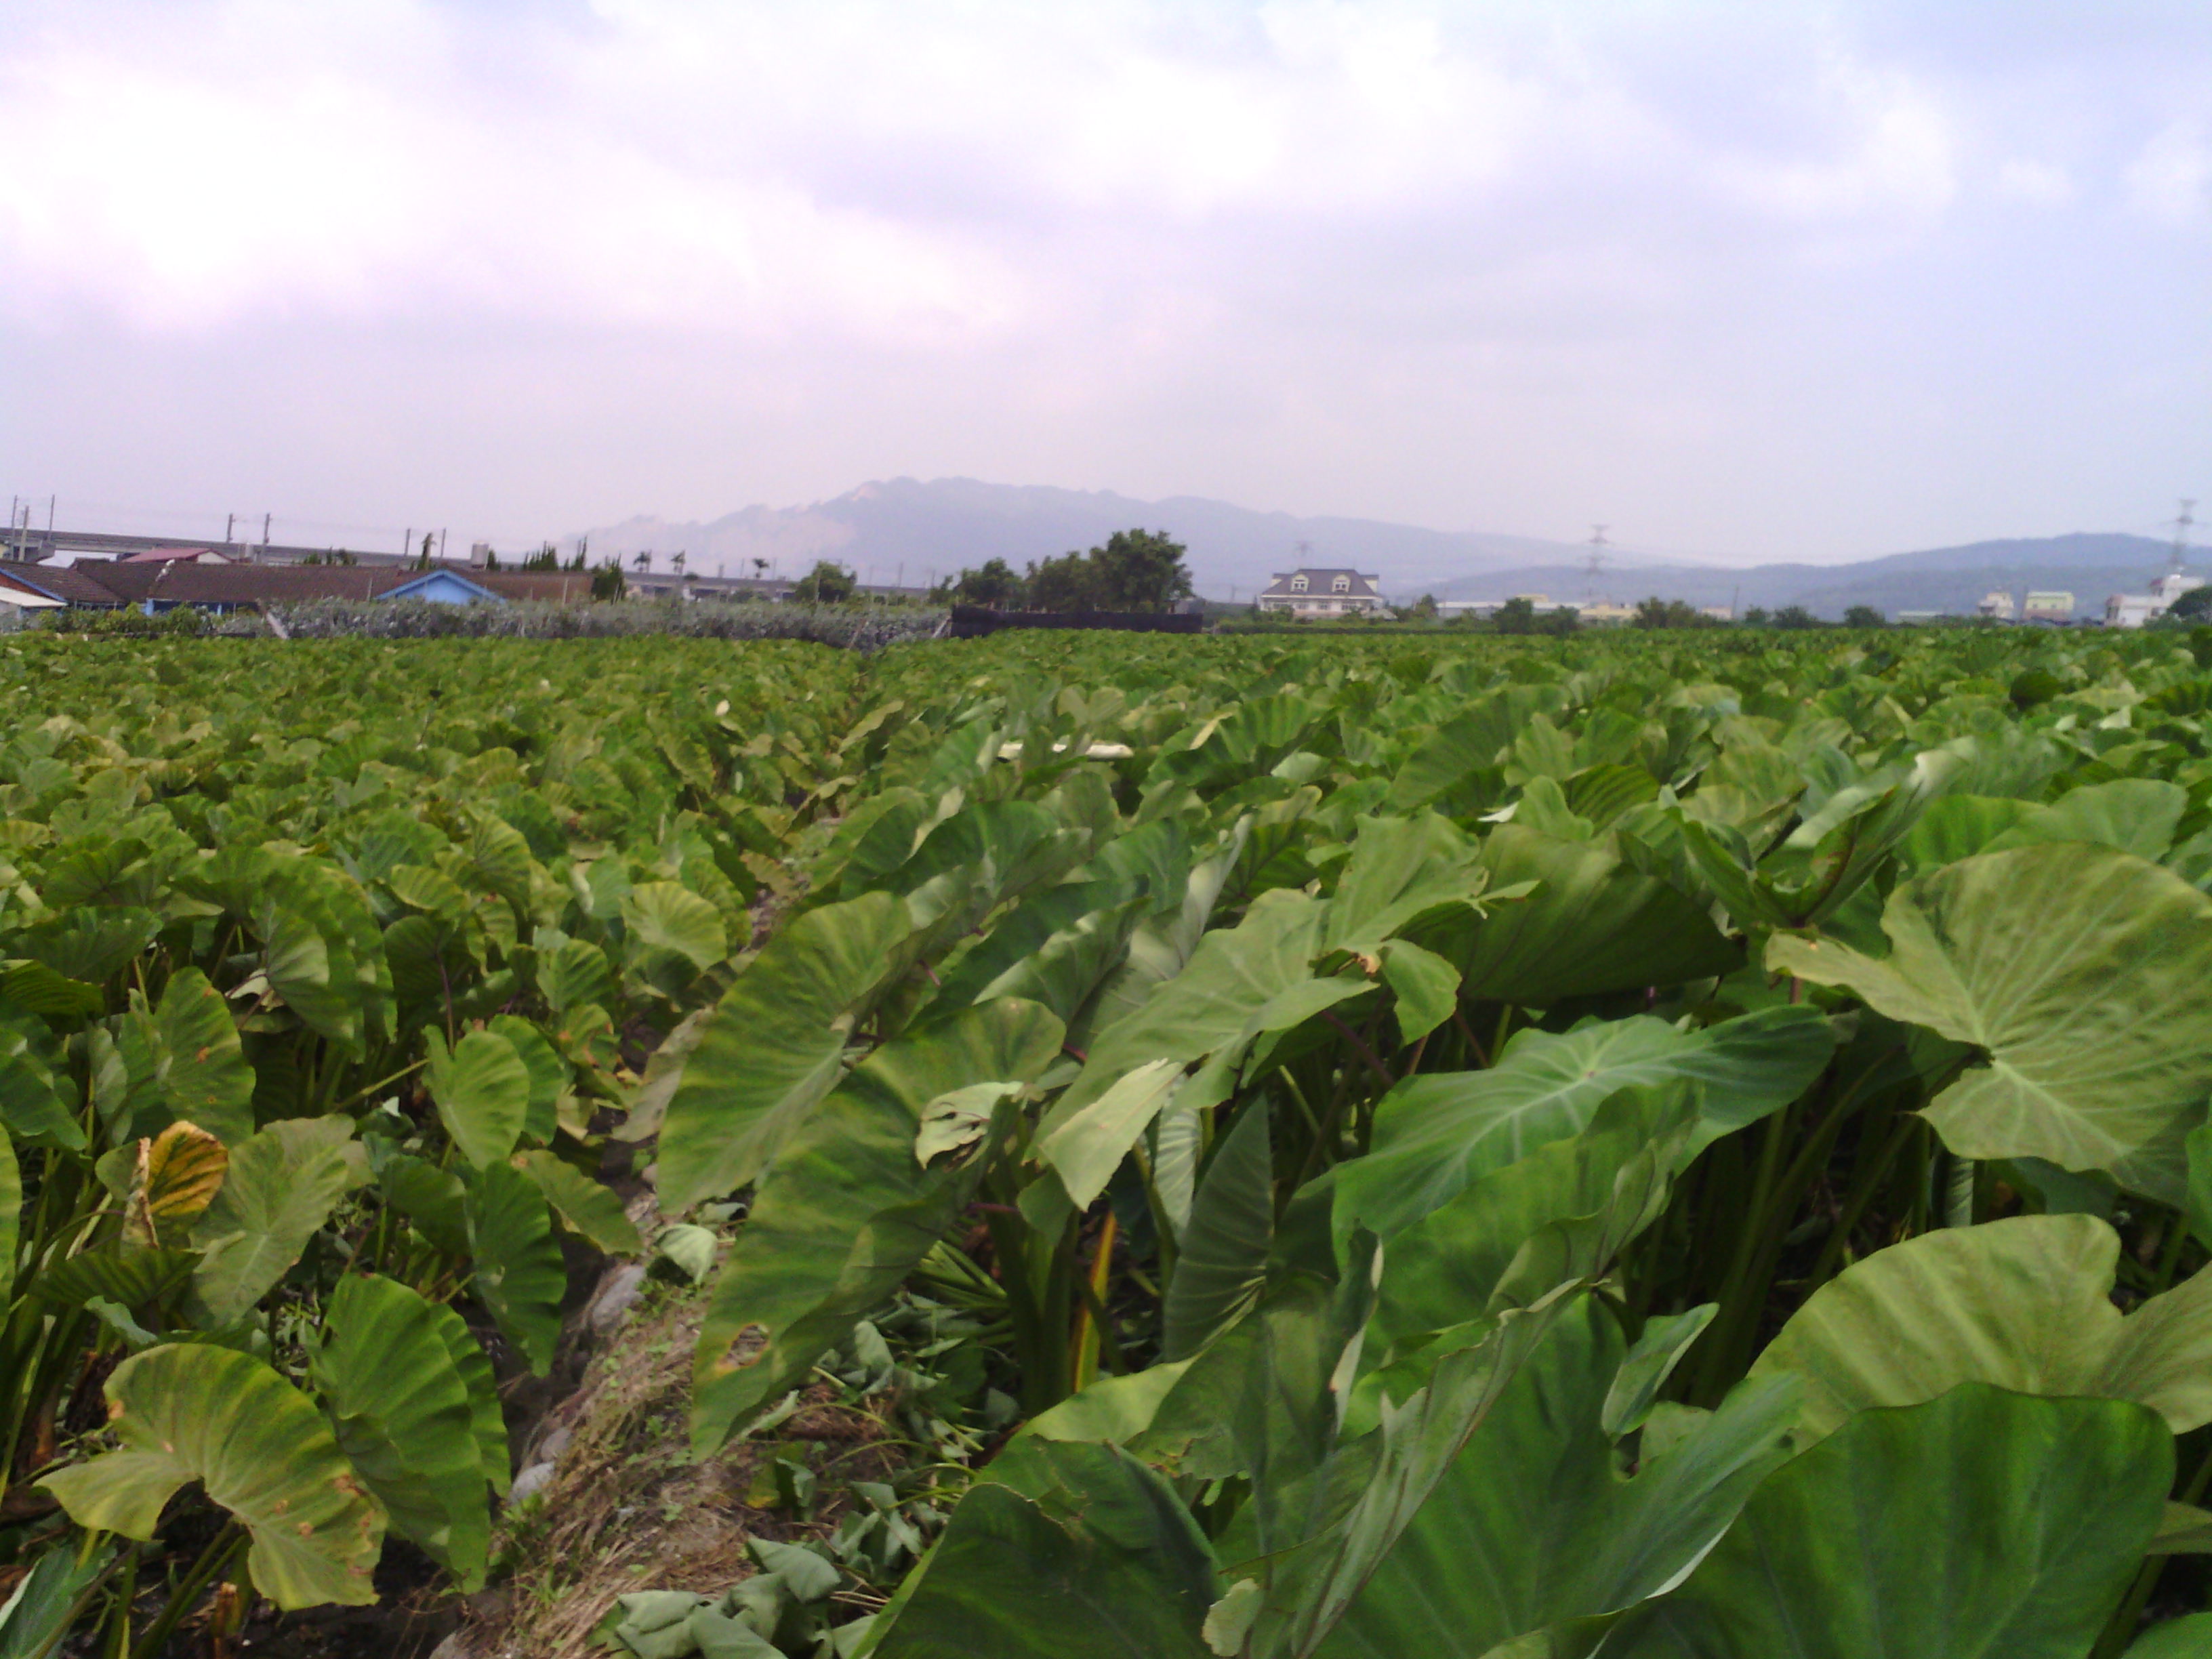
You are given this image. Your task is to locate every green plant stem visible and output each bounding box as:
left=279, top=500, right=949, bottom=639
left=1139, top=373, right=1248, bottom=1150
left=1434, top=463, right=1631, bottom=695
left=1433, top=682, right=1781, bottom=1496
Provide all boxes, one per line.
left=1690, top=1101, right=1795, bottom=1405
left=329, top=1057, right=427, bottom=1115
left=1809, top=1113, right=1918, bottom=1285
left=129, top=1523, right=245, bottom=1659
left=1318, top=1010, right=1393, bottom=1089
left=102, top=1542, right=138, bottom=1659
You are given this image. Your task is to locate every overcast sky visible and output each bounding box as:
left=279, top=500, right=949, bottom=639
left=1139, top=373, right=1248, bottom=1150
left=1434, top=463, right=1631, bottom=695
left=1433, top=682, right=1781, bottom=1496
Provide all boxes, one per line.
left=3, top=1, right=2208, bottom=564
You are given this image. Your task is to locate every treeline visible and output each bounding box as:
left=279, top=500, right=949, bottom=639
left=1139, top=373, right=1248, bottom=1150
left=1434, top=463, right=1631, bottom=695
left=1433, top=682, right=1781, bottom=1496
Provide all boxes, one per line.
left=928, top=528, right=1194, bottom=613
left=1395, top=594, right=1892, bottom=632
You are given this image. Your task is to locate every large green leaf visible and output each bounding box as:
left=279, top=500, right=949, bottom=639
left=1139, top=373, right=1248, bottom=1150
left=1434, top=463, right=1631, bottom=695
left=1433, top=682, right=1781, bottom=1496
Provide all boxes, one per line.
left=1038, top=1057, right=1185, bottom=1211
left=1044, top=890, right=1363, bottom=1134
left=0, top=1010, right=83, bottom=1149
left=1337, top=1007, right=1832, bottom=1244
left=1431, top=827, right=1739, bottom=1006
left=421, top=1295, right=508, bottom=1496
left=1608, top=1386, right=2171, bottom=1659
left=1237, top=1292, right=1578, bottom=1659
left=1321, top=813, right=1496, bottom=959
left=378, top=1151, right=470, bottom=1256
left=1387, top=688, right=1568, bottom=811
left=621, top=880, right=727, bottom=972
left=1324, top=1298, right=1800, bottom=1659
left=127, top=967, right=255, bottom=1145
left=656, top=891, right=917, bottom=1211
left=466, top=1159, right=565, bottom=1374
left=33, top=1244, right=196, bottom=1311
left=426, top=1027, right=531, bottom=1170
left=1751, top=1213, right=2212, bottom=1441
left=489, top=1013, right=567, bottom=1145
left=922, top=878, right=1149, bottom=1030
left=190, top=1116, right=356, bottom=1323
left=691, top=998, right=1063, bottom=1454
left=514, top=1149, right=642, bottom=1254
left=312, top=1274, right=491, bottom=1589
left=11, top=905, right=161, bottom=984
left=1161, top=1101, right=1275, bottom=1361
left=40, top=1343, right=385, bottom=1609
left=1364, top=1091, right=1683, bottom=1365
left=868, top=1440, right=1218, bottom=1659
left=191, top=851, right=392, bottom=1057
left=1769, top=843, right=2212, bottom=1201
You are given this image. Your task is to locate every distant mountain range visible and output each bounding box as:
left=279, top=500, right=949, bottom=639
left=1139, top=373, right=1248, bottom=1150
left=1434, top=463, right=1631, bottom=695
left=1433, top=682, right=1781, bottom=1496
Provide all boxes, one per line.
left=579, top=480, right=2189, bottom=619
left=578, top=477, right=1675, bottom=600
left=1435, top=533, right=2185, bottom=621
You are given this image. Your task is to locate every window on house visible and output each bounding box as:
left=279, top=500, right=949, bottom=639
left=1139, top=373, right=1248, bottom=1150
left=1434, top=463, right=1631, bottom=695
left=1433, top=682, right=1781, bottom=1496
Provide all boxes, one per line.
left=1332, top=575, right=1350, bottom=592
left=1290, top=575, right=1309, bottom=592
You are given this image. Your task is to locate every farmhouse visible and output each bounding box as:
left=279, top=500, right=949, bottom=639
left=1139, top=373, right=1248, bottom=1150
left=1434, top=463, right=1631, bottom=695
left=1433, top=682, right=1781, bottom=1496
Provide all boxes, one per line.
left=1256, top=567, right=1389, bottom=618
left=2106, top=570, right=2202, bottom=628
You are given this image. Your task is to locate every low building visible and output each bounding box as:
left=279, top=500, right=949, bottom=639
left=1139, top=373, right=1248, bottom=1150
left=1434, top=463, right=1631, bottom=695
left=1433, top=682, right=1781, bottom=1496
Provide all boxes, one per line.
left=1978, top=591, right=2017, bottom=621
left=1256, top=567, right=1388, bottom=618
left=33, top=560, right=510, bottom=615
left=2022, top=591, right=2076, bottom=624
left=2106, top=571, right=2203, bottom=628
left=0, top=568, right=70, bottom=619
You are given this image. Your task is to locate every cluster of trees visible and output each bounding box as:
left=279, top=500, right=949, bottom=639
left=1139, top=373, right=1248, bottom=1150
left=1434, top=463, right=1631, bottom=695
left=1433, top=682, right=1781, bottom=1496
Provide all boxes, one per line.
left=929, top=529, right=1194, bottom=613
left=1392, top=595, right=1894, bottom=632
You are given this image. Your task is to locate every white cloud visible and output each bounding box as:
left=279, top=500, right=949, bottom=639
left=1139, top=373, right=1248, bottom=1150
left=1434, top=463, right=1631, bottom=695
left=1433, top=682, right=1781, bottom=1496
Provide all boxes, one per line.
left=2125, top=121, right=2212, bottom=226
left=1995, top=158, right=2074, bottom=205
left=1, top=1, right=2208, bottom=563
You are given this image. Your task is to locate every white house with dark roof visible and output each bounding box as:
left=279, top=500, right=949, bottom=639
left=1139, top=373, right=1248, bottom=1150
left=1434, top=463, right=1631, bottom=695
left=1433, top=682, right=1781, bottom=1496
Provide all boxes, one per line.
left=1256, top=567, right=1388, bottom=618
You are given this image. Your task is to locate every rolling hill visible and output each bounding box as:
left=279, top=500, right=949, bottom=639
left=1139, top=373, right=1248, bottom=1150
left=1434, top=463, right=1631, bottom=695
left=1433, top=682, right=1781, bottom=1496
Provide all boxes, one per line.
left=580, top=481, right=2188, bottom=619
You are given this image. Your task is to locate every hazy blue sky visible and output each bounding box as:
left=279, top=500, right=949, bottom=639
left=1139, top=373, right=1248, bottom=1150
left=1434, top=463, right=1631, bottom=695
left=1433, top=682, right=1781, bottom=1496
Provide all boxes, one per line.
left=3, top=1, right=2207, bottom=562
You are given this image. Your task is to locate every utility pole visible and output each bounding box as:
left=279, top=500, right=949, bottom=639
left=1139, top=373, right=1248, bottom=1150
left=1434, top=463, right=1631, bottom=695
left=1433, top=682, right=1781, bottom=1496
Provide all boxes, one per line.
left=438, top=529, right=447, bottom=562
left=403, top=527, right=412, bottom=562
left=2172, top=499, right=2196, bottom=574
left=1584, top=525, right=1609, bottom=605
left=45, top=496, right=54, bottom=535
left=226, top=514, right=235, bottom=544
left=261, top=513, right=271, bottom=562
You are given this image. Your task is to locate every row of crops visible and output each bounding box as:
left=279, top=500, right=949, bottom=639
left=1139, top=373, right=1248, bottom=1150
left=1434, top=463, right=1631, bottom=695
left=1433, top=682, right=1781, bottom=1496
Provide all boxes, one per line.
left=6, top=623, right=2212, bottom=1656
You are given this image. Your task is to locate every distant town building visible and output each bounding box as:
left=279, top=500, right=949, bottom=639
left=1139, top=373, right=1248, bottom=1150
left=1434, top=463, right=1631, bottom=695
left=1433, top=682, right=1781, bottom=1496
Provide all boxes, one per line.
left=2106, top=570, right=2203, bottom=628
left=1256, top=567, right=1389, bottom=618
left=2022, top=591, right=2076, bottom=623
left=1576, top=601, right=1636, bottom=625
left=1700, top=606, right=1734, bottom=621
left=1978, top=590, right=2017, bottom=621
